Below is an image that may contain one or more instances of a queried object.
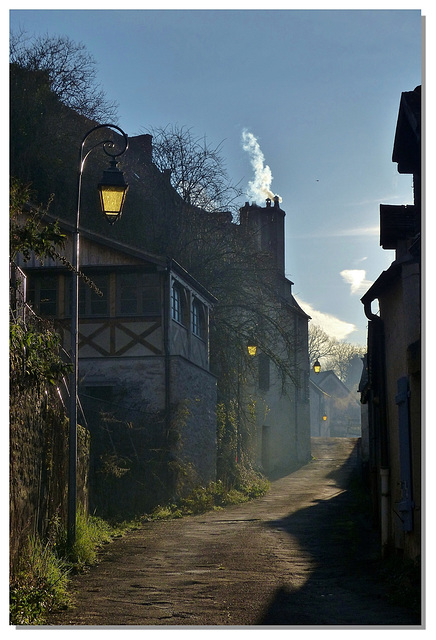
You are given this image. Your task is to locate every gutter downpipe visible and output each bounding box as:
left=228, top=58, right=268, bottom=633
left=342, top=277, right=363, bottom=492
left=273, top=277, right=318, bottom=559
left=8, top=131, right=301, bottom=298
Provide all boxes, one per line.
left=363, top=298, right=390, bottom=555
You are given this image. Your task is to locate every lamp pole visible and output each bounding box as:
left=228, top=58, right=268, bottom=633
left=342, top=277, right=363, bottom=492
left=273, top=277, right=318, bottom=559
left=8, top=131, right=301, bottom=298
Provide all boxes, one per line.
left=68, top=124, right=129, bottom=548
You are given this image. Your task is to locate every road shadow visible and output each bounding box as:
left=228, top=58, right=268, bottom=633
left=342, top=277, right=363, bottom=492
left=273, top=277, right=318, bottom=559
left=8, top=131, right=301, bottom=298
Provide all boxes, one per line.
left=257, top=446, right=421, bottom=627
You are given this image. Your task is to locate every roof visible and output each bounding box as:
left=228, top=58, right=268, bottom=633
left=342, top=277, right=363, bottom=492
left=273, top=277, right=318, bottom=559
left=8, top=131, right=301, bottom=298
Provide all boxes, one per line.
left=361, top=251, right=418, bottom=308
left=309, top=370, right=353, bottom=396
left=309, top=378, right=331, bottom=397
left=392, top=86, right=421, bottom=175
left=19, top=208, right=218, bottom=304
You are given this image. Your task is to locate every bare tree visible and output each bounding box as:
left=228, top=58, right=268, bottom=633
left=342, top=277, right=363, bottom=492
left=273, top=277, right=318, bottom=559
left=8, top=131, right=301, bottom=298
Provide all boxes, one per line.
left=308, top=324, right=335, bottom=365
left=324, top=340, right=366, bottom=383
left=309, top=323, right=365, bottom=383
left=10, top=30, right=118, bottom=122
left=147, top=125, right=243, bottom=214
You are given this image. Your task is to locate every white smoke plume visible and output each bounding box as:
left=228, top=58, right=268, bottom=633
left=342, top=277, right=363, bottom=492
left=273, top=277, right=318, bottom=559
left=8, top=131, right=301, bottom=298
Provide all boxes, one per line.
left=242, top=129, right=282, bottom=204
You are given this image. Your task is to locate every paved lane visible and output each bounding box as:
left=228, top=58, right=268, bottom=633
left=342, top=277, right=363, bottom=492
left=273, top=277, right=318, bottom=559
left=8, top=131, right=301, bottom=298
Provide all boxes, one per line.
left=46, top=438, right=420, bottom=627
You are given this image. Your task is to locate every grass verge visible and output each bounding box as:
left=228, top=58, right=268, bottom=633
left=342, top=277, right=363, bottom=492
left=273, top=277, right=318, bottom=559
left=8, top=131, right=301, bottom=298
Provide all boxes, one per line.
left=10, top=511, right=140, bottom=625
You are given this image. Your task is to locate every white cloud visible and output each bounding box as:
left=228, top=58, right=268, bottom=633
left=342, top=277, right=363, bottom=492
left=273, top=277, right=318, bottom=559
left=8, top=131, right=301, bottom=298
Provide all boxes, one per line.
left=333, top=226, right=380, bottom=237
left=340, top=269, right=373, bottom=295
left=291, top=226, right=379, bottom=239
left=295, top=296, right=357, bottom=341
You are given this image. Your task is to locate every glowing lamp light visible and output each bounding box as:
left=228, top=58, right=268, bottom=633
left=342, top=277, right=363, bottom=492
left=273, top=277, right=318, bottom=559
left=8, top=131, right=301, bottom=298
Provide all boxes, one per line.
left=322, top=414, right=327, bottom=421
left=247, top=336, right=257, bottom=356
left=98, top=159, right=129, bottom=224
left=313, top=359, right=321, bottom=374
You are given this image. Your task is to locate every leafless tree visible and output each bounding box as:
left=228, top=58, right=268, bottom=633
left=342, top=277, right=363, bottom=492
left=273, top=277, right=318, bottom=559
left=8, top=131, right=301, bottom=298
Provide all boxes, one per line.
left=147, top=125, right=243, bottom=214
left=324, top=340, right=366, bottom=383
left=10, top=30, right=118, bottom=122
left=308, top=324, right=335, bottom=365
left=309, top=323, right=365, bottom=383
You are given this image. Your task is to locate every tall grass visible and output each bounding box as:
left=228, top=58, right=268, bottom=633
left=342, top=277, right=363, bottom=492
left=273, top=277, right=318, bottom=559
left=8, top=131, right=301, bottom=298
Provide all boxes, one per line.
left=10, top=509, right=137, bottom=625
left=10, top=535, right=70, bottom=625
left=64, top=508, right=114, bottom=569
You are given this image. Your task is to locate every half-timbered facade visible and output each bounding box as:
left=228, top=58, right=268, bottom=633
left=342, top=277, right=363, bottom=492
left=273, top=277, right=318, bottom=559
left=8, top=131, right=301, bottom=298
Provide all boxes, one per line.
left=16, top=223, right=217, bottom=514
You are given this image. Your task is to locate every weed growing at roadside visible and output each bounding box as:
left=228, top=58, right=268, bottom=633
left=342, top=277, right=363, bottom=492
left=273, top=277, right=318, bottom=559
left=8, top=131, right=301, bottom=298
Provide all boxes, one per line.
left=64, top=509, right=113, bottom=569
left=10, top=535, right=70, bottom=625
left=10, top=511, right=141, bottom=625
left=150, top=474, right=270, bottom=520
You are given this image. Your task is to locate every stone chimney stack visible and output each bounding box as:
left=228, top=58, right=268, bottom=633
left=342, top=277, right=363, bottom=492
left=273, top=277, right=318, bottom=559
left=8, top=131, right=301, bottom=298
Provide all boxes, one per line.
left=239, top=198, right=286, bottom=275
left=128, top=133, right=153, bottom=164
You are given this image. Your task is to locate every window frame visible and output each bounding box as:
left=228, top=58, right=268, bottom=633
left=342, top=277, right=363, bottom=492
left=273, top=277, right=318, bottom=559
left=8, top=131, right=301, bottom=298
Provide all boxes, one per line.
left=192, top=297, right=206, bottom=340
left=116, top=271, right=161, bottom=317
left=171, top=281, right=186, bottom=326
left=27, top=274, right=58, bottom=317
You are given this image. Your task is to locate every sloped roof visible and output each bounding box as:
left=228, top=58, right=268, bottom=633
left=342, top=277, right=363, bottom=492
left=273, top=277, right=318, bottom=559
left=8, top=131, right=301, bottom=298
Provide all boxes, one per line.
left=309, top=370, right=353, bottom=396
left=392, top=85, right=421, bottom=175
left=19, top=208, right=218, bottom=304
left=309, top=378, right=331, bottom=397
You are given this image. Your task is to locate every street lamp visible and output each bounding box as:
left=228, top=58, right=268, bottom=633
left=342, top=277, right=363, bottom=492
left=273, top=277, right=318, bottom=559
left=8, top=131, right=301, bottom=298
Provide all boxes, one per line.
left=313, top=359, right=321, bottom=374
left=247, top=338, right=257, bottom=357
left=68, top=124, right=128, bottom=547
left=98, top=158, right=129, bottom=224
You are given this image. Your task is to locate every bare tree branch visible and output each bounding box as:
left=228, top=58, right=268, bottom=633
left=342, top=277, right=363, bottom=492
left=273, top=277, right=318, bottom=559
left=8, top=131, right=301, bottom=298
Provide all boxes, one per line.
left=10, top=30, right=118, bottom=122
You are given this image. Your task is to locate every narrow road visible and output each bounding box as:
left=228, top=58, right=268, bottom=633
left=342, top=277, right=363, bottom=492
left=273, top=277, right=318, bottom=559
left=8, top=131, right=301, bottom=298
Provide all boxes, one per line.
left=47, top=438, right=420, bottom=627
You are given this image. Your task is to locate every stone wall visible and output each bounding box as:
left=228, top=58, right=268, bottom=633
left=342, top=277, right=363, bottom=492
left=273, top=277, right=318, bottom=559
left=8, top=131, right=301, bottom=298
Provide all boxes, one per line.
left=10, top=384, right=90, bottom=570
left=169, top=356, right=217, bottom=488
left=79, top=355, right=217, bottom=515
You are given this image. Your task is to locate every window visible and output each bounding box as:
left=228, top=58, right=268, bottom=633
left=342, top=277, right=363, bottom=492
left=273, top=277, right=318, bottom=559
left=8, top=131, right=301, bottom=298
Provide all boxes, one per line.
left=65, top=273, right=109, bottom=317
left=171, top=282, right=185, bottom=325
left=28, top=275, right=57, bottom=316
left=192, top=298, right=206, bottom=339
left=258, top=353, right=270, bottom=391
left=81, top=275, right=109, bottom=317
left=116, top=272, right=160, bottom=316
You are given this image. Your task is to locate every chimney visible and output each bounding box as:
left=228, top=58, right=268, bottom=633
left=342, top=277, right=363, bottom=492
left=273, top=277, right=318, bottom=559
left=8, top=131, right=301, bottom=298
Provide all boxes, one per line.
left=239, top=199, right=285, bottom=275
left=129, top=133, right=153, bottom=164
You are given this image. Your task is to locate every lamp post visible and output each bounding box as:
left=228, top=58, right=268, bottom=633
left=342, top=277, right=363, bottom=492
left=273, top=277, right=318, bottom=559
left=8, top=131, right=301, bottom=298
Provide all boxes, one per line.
left=68, top=124, right=129, bottom=547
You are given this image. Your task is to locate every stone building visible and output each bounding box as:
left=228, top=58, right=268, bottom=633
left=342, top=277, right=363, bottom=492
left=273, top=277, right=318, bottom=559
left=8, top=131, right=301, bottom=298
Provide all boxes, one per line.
left=360, top=86, right=421, bottom=560
left=309, top=370, right=361, bottom=437
left=238, top=198, right=311, bottom=475
left=16, top=223, right=217, bottom=514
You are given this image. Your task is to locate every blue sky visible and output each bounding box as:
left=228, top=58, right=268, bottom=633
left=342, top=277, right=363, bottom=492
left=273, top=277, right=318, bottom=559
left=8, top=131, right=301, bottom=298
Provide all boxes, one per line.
left=9, top=4, right=423, bottom=345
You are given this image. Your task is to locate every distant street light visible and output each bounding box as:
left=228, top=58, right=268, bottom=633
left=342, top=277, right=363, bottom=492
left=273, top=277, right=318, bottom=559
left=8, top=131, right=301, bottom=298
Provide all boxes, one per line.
left=247, top=338, right=257, bottom=357
left=313, top=359, right=321, bottom=374
left=68, top=124, right=128, bottom=548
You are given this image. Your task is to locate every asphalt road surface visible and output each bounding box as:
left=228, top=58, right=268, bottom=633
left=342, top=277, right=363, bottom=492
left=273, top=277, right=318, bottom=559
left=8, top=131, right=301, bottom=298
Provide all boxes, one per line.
left=45, top=437, right=421, bottom=628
